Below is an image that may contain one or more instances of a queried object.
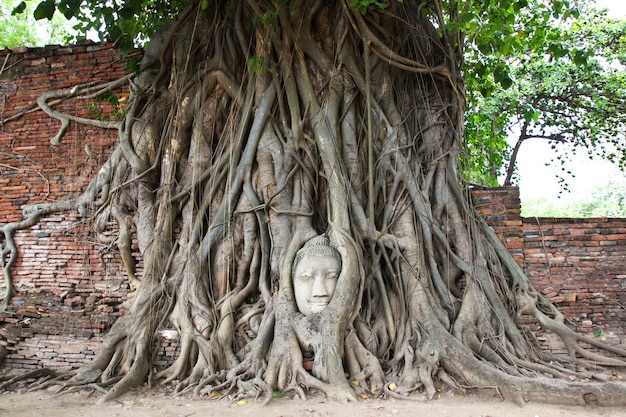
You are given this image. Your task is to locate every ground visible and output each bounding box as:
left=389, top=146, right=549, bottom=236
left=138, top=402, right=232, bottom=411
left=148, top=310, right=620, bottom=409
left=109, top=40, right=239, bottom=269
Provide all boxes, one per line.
left=2, top=386, right=624, bottom=417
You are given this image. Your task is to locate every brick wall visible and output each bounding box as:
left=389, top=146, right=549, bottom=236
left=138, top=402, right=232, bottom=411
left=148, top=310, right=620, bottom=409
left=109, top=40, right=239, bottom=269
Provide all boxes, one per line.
left=522, top=217, right=626, bottom=350
left=1, top=42, right=138, bottom=368
left=0, top=44, right=624, bottom=370
left=471, top=186, right=524, bottom=265
left=473, top=187, right=626, bottom=352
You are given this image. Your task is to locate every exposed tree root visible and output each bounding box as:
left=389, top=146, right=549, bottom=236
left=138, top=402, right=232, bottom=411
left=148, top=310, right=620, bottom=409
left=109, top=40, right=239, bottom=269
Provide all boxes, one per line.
left=1, top=0, right=625, bottom=408
left=0, top=368, right=59, bottom=391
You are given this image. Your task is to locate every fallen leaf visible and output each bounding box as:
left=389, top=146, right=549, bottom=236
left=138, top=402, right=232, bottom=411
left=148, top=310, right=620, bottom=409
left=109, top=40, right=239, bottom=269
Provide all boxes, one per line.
left=205, top=391, right=224, bottom=400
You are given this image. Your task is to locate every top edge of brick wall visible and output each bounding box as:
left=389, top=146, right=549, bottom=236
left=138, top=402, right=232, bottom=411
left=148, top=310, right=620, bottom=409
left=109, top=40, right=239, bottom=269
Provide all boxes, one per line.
left=522, top=217, right=626, bottom=224
left=0, top=41, right=137, bottom=58
left=469, top=185, right=520, bottom=192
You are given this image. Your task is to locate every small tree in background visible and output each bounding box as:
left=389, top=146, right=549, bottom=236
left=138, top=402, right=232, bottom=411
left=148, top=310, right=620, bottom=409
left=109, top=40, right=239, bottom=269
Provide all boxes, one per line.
left=1, top=0, right=71, bottom=48
left=463, top=1, right=626, bottom=190
left=523, top=180, right=626, bottom=217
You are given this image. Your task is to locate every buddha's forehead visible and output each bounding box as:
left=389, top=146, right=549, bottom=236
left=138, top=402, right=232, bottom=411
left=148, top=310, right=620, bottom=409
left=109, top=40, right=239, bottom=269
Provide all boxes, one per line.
left=296, top=254, right=341, bottom=270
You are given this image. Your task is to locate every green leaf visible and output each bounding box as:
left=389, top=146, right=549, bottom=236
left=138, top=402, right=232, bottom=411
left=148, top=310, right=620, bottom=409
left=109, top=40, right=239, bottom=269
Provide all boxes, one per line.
left=477, top=43, right=493, bottom=55
left=108, top=25, right=123, bottom=42
left=548, top=43, right=567, bottom=58
left=119, top=7, right=135, bottom=19
left=513, top=0, right=528, bottom=13
left=494, top=66, right=514, bottom=89
left=248, top=56, right=265, bottom=75
left=475, top=63, right=486, bottom=78
left=57, top=0, right=82, bottom=19
left=33, top=0, right=56, bottom=20
left=11, top=2, right=27, bottom=15
left=348, top=0, right=388, bottom=15
left=460, top=11, right=477, bottom=23
left=572, top=50, right=588, bottom=66
left=500, top=74, right=513, bottom=89
left=480, top=85, right=495, bottom=97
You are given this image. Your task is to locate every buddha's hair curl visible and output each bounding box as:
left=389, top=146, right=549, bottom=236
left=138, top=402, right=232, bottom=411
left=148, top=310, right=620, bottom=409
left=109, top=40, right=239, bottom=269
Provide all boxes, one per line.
left=293, top=235, right=342, bottom=274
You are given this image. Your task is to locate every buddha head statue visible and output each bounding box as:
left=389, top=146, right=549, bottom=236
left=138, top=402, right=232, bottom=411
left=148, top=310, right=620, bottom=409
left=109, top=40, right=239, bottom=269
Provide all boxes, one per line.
left=292, top=235, right=342, bottom=315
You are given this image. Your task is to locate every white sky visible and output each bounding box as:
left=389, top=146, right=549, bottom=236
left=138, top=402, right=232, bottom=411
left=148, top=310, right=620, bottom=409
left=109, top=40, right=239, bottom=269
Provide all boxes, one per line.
left=595, top=0, right=626, bottom=17
left=514, top=0, right=626, bottom=205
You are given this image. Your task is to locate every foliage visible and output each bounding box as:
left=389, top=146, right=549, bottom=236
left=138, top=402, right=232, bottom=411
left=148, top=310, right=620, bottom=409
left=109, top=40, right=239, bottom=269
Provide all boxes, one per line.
left=349, top=0, right=388, bottom=15
left=0, top=0, right=71, bottom=48
left=522, top=180, right=626, bottom=217
left=462, top=0, right=626, bottom=187
left=10, top=0, right=191, bottom=54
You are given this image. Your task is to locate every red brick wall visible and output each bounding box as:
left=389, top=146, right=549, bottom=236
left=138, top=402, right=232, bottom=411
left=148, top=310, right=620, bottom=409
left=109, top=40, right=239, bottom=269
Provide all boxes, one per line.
left=1, top=42, right=138, bottom=368
left=472, top=187, right=626, bottom=351
left=522, top=217, right=626, bottom=350
left=471, top=186, right=524, bottom=265
left=0, top=44, right=624, bottom=370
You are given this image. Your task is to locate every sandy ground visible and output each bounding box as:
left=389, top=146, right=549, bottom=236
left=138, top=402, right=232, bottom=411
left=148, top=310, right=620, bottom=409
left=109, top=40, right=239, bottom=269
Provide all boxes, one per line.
left=1, top=387, right=624, bottom=417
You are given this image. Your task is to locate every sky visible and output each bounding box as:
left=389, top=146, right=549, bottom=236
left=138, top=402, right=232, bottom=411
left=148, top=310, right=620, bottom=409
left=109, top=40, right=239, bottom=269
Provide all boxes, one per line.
left=514, top=0, right=626, bottom=206
left=596, top=0, right=626, bottom=17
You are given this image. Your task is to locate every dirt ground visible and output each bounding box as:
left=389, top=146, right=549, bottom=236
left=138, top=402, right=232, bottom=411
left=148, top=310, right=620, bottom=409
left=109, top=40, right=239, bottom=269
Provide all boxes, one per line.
left=1, top=386, right=624, bottom=417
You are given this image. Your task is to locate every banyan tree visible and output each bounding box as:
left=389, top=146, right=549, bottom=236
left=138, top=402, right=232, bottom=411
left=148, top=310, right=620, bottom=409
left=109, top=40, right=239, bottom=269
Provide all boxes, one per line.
left=2, top=0, right=626, bottom=406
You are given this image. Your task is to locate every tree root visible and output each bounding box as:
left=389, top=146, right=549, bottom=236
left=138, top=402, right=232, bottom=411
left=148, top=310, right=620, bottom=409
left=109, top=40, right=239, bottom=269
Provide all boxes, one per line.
left=516, top=289, right=626, bottom=366
left=0, top=368, right=59, bottom=391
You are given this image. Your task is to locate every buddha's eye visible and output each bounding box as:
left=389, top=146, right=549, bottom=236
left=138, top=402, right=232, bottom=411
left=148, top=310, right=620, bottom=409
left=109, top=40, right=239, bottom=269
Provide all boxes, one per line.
left=326, top=271, right=339, bottom=279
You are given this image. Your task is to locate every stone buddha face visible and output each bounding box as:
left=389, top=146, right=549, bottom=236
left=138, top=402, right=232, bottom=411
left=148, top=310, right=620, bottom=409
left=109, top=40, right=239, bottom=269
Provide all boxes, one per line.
left=292, top=236, right=342, bottom=315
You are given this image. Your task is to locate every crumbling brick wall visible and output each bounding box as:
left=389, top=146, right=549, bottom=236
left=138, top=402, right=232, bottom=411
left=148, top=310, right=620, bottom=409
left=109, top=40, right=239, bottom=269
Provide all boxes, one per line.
left=471, top=186, right=524, bottom=265
left=1, top=42, right=139, bottom=368
left=0, top=43, right=624, bottom=370
left=522, top=217, right=626, bottom=351
left=474, top=187, right=626, bottom=352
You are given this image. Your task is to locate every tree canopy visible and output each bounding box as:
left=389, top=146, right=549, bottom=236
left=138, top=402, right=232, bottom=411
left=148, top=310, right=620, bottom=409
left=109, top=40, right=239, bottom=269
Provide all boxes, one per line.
left=464, top=1, right=626, bottom=189
left=0, top=0, right=71, bottom=48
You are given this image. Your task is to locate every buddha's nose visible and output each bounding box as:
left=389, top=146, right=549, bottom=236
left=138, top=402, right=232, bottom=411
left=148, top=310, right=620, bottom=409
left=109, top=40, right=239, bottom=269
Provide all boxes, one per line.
left=312, top=275, right=329, bottom=297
